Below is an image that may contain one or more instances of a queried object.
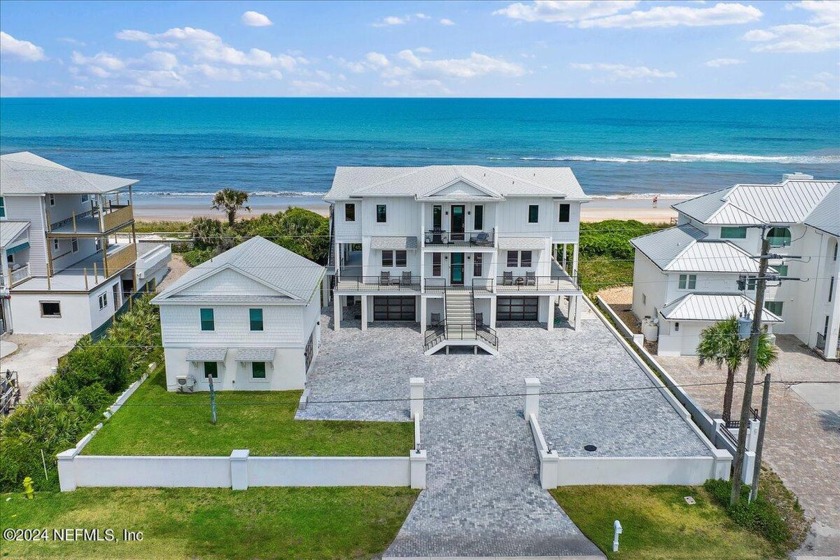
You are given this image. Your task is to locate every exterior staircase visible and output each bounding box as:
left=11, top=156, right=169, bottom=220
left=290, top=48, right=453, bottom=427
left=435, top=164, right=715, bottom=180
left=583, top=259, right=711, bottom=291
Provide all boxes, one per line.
left=423, top=289, right=499, bottom=355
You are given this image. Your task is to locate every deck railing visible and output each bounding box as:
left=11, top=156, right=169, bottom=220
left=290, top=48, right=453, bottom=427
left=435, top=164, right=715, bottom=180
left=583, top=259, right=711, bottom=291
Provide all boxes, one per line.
left=336, top=275, right=421, bottom=291
left=423, top=229, right=494, bottom=247
left=10, top=264, right=31, bottom=286
left=495, top=275, right=578, bottom=291
left=105, top=243, right=136, bottom=277
left=103, top=204, right=134, bottom=231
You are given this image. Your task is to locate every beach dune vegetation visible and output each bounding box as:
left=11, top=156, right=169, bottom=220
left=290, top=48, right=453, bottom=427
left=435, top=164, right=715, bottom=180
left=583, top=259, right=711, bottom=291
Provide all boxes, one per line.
left=212, top=188, right=251, bottom=226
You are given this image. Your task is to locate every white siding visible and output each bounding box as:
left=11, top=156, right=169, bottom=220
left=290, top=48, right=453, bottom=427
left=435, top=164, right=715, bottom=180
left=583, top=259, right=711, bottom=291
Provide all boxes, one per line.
left=360, top=198, right=419, bottom=237
left=46, top=194, right=92, bottom=226
left=179, top=268, right=279, bottom=297
left=159, top=304, right=305, bottom=347
left=632, top=251, right=668, bottom=321
left=496, top=198, right=555, bottom=237
left=4, top=195, right=48, bottom=276
left=551, top=201, right=582, bottom=243
left=334, top=201, right=362, bottom=242
left=163, top=346, right=306, bottom=391
left=10, top=292, right=93, bottom=334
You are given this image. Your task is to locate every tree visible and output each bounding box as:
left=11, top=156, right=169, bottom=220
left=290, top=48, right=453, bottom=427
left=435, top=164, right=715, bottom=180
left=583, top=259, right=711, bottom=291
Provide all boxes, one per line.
left=212, top=188, right=251, bottom=226
left=696, top=317, right=778, bottom=422
left=189, top=217, right=223, bottom=249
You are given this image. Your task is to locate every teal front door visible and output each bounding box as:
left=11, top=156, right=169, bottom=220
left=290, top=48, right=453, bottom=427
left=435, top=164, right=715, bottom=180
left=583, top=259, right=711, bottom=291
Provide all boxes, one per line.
left=451, top=253, right=464, bottom=285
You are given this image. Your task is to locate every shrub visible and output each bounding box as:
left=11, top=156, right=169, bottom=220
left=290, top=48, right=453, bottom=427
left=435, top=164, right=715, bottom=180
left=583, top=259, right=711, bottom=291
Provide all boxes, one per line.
left=704, top=479, right=791, bottom=545
left=182, top=248, right=215, bottom=267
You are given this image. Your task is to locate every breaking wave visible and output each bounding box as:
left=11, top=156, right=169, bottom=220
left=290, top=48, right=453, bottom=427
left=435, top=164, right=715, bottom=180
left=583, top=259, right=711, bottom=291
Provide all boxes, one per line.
left=492, top=153, right=840, bottom=164
left=133, top=190, right=325, bottom=197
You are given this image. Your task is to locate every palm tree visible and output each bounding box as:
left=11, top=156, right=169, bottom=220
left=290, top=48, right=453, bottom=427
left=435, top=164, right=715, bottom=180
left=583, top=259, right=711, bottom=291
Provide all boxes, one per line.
left=212, top=188, right=251, bottom=226
left=696, top=317, right=778, bottom=423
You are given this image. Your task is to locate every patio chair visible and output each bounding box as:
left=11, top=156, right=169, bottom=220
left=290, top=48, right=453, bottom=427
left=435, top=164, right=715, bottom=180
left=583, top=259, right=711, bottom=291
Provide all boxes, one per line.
left=469, top=232, right=491, bottom=246
left=503, top=271, right=514, bottom=286
left=401, top=271, right=412, bottom=286
left=432, top=228, right=444, bottom=244
left=525, top=271, right=536, bottom=286
left=379, top=271, right=390, bottom=286
left=430, top=313, right=441, bottom=326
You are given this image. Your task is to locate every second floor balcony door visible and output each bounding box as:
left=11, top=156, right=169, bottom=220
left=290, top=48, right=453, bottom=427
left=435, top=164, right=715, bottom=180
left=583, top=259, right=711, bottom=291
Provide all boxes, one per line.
left=451, top=253, right=464, bottom=285
left=451, top=205, right=465, bottom=241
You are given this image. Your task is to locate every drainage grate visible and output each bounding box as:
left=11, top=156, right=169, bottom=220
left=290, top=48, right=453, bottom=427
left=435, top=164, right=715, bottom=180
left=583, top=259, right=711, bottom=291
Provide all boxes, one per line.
left=584, top=444, right=597, bottom=452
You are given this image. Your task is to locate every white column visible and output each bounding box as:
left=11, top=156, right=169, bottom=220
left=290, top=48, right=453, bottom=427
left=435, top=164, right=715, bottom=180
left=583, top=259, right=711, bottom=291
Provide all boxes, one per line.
left=572, top=242, right=580, bottom=276
left=361, top=295, right=368, bottom=331
left=321, top=277, right=330, bottom=306
left=333, top=295, right=341, bottom=332
left=230, top=449, right=249, bottom=491
left=524, top=377, right=541, bottom=418
left=410, top=377, right=425, bottom=420
left=540, top=450, right=559, bottom=489
left=410, top=450, right=427, bottom=489
left=489, top=297, right=497, bottom=329
left=57, top=449, right=78, bottom=492
left=547, top=296, right=555, bottom=331
left=420, top=297, right=427, bottom=332
left=562, top=244, right=567, bottom=269
left=573, top=295, right=582, bottom=330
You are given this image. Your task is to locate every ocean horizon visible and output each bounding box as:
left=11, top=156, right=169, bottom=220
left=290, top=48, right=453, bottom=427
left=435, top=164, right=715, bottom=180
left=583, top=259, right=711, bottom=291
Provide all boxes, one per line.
left=1, top=97, right=838, bottom=205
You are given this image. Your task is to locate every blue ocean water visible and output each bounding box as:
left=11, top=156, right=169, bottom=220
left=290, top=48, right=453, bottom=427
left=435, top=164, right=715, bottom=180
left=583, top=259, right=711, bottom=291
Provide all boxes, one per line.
left=1, top=98, right=838, bottom=201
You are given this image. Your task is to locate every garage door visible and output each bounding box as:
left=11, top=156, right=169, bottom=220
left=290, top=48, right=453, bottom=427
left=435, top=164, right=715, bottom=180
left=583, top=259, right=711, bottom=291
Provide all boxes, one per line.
left=497, top=297, right=538, bottom=321
left=373, top=296, right=416, bottom=321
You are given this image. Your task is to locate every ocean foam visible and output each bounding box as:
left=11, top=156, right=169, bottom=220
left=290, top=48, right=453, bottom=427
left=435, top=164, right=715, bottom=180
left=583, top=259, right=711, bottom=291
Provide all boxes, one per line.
left=511, top=153, right=840, bottom=164
left=133, top=190, right=325, bottom=198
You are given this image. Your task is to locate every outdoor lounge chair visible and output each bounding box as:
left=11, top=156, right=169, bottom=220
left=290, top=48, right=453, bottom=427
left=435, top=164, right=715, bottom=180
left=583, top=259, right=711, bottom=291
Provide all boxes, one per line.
left=503, top=271, right=514, bottom=286
left=525, top=271, right=536, bottom=286
left=401, top=271, right=412, bottom=286
left=470, top=232, right=491, bottom=246
left=379, top=271, right=390, bottom=286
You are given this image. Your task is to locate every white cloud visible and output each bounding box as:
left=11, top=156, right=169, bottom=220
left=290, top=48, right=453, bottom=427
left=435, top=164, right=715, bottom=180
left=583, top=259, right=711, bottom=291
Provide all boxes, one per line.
left=743, top=23, right=839, bottom=52
left=789, top=1, right=840, bottom=24
left=117, top=26, right=298, bottom=70
left=570, top=62, right=677, bottom=80
left=779, top=71, right=837, bottom=95
left=415, top=13, right=431, bottom=20
left=395, top=50, right=526, bottom=79
left=704, top=57, right=745, bottom=67
left=494, top=1, right=762, bottom=28
left=440, top=18, right=456, bottom=26
left=0, top=31, right=46, bottom=61
left=372, top=13, right=434, bottom=27
left=241, top=11, right=273, bottom=27
left=290, top=79, right=349, bottom=94
left=365, top=52, right=390, bottom=68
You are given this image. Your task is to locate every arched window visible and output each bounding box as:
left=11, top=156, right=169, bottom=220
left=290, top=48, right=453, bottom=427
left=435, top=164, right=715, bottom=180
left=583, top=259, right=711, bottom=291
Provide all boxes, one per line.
left=767, top=227, right=791, bottom=248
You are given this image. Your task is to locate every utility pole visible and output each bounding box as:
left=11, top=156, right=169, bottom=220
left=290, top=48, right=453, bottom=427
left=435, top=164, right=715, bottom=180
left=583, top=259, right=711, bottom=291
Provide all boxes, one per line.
left=731, top=234, right=770, bottom=506
left=209, top=374, right=217, bottom=425
left=750, top=373, right=771, bottom=503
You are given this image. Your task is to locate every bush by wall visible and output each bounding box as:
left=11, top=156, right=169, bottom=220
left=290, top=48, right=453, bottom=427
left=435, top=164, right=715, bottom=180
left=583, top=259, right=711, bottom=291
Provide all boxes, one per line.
left=704, top=478, right=791, bottom=548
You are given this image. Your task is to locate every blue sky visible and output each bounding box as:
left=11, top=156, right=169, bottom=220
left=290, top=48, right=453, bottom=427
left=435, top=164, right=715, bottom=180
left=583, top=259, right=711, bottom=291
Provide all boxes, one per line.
left=1, top=1, right=838, bottom=98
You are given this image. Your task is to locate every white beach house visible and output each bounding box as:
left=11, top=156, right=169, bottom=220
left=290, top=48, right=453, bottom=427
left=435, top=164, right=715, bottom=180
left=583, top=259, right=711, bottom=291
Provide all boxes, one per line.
left=631, top=173, right=839, bottom=358
left=0, top=152, right=171, bottom=335
left=152, top=236, right=325, bottom=392
left=323, top=165, right=587, bottom=355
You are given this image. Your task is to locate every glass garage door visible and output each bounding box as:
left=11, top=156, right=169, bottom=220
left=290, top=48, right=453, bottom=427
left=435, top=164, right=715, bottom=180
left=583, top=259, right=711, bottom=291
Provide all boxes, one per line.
left=497, top=297, right=538, bottom=321
left=373, top=296, right=416, bottom=321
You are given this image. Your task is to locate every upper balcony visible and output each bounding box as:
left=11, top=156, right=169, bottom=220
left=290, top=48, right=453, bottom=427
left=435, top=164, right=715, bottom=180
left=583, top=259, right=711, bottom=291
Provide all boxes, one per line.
left=13, top=242, right=137, bottom=293
left=48, top=203, right=134, bottom=236
left=423, top=229, right=496, bottom=249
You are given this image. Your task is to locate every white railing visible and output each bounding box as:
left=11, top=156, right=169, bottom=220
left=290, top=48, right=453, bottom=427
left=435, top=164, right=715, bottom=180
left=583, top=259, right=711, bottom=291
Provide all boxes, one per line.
left=10, top=264, right=30, bottom=285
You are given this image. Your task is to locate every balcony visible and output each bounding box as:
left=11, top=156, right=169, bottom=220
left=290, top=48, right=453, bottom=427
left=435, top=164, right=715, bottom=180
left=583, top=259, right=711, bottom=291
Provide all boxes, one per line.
left=495, top=258, right=580, bottom=293
left=9, top=264, right=31, bottom=286
left=424, top=277, right=494, bottom=293
left=424, top=229, right=495, bottom=248
left=335, top=273, right=421, bottom=293
left=49, top=204, right=134, bottom=235
left=105, top=243, right=137, bottom=277
left=13, top=243, right=137, bottom=293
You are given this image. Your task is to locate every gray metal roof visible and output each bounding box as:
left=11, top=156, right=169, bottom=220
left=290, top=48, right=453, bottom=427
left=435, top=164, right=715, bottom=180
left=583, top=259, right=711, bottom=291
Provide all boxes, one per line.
left=234, top=347, right=276, bottom=362
left=659, top=293, right=783, bottom=323
left=0, top=152, right=137, bottom=195
left=185, top=347, right=228, bottom=361
left=0, top=221, right=30, bottom=248
left=370, top=236, right=418, bottom=250
left=804, top=185, right=840, bottom=236
left=498, top=237, right=546, bottom=250
left=630, top=225, right=707, bottom=270
left=673, top=179, right=839, bottom=225
left=325, top=166, right=588, bottom=201
left=666, top=241, right=762, bottom=273
left=153, top=236, right=325, bottom=304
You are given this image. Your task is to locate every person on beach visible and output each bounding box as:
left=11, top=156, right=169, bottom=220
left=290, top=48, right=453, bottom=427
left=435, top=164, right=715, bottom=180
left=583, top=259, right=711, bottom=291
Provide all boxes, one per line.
left=652, top=194, right=659, bottom=208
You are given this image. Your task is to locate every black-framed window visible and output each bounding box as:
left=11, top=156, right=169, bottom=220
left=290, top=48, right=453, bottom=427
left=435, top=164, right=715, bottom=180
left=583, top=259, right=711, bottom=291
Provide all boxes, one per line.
left=376, top=204, right=387, bottom=223
left=200, top=308, right=215, bottom=331
left=249, top=308, right=264, bottom=331
left=71, top=238, right=79, bottom=253
left=252, top=361, right=267, bottom=379
left=204, top=362, right=218, bottom=378
left=382, top=251, right=393, bottom=267
left=395, top=250, right=407, bottom=267
left=345, top=203, right=355, bottom=222
left=528, top=205, right=539, bottom=223
left=432, top=253, right=441, bottom=276
left=521, top=251, right=532, bottom=267
left=0, top=196, right=5, bottom=218
left=40, top=301, right=61, bottom=317
left=764, top=301, right=784, bottom=316
left=474, top=253, right=482, bottom=277
left=433, top=205, right=442, bottom=229
left=507, top=251, right=518, bottom=267
left=558, top=204, right=570, bottom=223
left=474, top=205, right=484, bottom=230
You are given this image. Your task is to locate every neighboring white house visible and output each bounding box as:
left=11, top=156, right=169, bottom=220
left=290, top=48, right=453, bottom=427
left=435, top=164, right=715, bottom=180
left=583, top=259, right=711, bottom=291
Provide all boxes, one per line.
left=323, top=165, right=587, bottom=355
left=0, top=152, right=171, bottom=335
left=631, top=173, right=839, bottom=358
left=152, top=236, right=325, bottom=392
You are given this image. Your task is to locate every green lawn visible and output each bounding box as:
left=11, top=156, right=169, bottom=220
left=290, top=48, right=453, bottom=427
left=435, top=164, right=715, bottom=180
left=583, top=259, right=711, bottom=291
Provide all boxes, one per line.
left=551, top=485, right=783, bottom=560
left=0, top=487, right=417, bottom=559
left=83, top=367, right=413, bottom=457
left=578, top=255, right=635, bottom=296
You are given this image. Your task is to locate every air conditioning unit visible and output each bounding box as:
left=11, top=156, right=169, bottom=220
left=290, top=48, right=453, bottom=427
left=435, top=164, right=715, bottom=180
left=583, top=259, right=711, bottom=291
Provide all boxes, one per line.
left=176, top=375, right=196, bottom=393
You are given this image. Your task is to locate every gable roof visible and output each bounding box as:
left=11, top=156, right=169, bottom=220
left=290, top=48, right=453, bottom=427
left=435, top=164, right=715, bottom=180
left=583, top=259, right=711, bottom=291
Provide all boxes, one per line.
left=804, top=185, right=840, bottom=237
left=0, top=152, right=137, bottom=195
left=325, top=166, right=587, bottom=201
left=673, top=177, right=839, bottom=226
left=0, top=221, right=30, bottom=249
left=632, top=225, right=764, bottom=273
left=152, top=236, right=324, bottom=304
left=659, top=293, right=783, bottom=323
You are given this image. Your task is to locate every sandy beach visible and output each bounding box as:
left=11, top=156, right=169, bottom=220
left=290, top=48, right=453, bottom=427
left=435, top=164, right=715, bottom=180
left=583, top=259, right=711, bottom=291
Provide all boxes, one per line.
left=133, top=195, right=688, bottom=224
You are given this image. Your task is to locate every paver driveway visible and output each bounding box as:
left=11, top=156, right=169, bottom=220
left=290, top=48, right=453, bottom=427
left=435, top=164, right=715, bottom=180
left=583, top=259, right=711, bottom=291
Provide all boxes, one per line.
left=299, top=303, right=711, bottom=558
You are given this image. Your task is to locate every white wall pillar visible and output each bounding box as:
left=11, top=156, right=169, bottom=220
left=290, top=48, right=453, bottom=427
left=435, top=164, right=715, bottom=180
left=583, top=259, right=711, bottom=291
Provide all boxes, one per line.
left=321, top=277, right=330, bottom=307
left=361, top=295, right=368, bottom=331
left=547, top=296, right=555, bottom=331
left=57, top=449, right=78, bottom=492
left=410, top=377, right=425, bottom=420
left=489, top=298, right=497, bottom=329
left=742, top=451, right=756, bottom=485
left=712, top=448, right=733, bottom=481
left=230, top=449, right=249, bottom=490
left=333, top=295, right=341, bottom=332
left=525, top=377, right=541, bottom=418
left=539, top=451, right=559, bottom=489
left=747, top=419, right=760, bottom=452
left=572, top=242, right=580, bottom=277
left=420, top=297, right=427, bottom=332
left=573, top=295, right=582, bottom=330
left=410, top=450, right=427, bottom=489
left=562, top=244, right=568, bottom=269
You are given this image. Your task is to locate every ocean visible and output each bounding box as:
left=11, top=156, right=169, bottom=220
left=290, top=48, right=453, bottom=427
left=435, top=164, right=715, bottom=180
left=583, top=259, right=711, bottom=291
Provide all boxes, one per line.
left=1, top=98, right=838, bottom=207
